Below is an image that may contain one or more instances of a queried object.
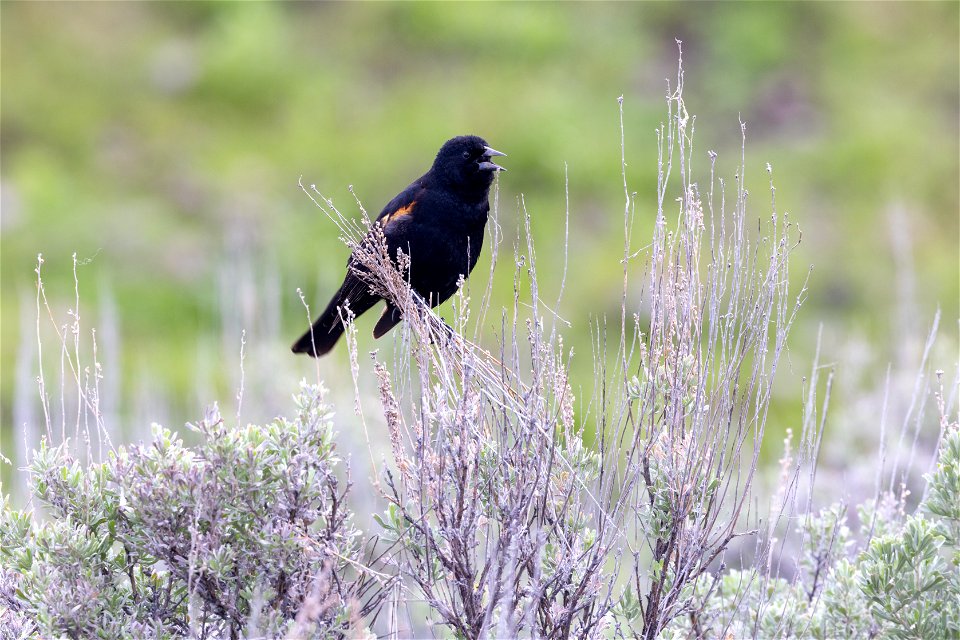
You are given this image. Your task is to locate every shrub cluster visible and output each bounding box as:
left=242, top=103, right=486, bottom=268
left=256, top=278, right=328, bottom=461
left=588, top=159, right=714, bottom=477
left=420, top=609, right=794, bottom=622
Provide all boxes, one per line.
left=661, top=425, right=960, bottom=639
left=1, top=383, right=385, bottom=639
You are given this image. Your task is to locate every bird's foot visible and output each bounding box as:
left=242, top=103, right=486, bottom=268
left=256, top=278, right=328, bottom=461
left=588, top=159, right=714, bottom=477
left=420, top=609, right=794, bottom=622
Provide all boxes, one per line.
left=428, top=316, right=457, bottom=348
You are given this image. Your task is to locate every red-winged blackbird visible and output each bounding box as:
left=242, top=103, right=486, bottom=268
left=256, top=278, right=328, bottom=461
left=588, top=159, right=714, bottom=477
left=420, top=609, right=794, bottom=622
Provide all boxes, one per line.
left=292, top=135, right=506, bottom=357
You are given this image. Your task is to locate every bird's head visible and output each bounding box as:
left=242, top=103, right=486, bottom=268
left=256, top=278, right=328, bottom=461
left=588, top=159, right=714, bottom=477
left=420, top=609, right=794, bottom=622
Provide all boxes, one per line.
left=432, top=135, right=506, bottom=196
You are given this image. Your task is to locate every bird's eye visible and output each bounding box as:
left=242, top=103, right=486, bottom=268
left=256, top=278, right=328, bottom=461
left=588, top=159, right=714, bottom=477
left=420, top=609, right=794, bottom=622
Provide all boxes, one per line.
left=462, top=151, right=471, bottom=159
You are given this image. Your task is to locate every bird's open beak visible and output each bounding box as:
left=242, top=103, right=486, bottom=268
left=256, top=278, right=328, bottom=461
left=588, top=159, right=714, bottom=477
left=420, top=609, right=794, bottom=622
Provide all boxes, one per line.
left=479, top=146, right=507, bottom=172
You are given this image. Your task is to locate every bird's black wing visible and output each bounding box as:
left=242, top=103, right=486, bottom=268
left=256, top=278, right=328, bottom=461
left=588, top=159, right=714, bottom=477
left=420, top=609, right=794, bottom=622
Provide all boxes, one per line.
left=363, top=179, right=430, bottom=338
left=373, top=179, right=426, bottom=232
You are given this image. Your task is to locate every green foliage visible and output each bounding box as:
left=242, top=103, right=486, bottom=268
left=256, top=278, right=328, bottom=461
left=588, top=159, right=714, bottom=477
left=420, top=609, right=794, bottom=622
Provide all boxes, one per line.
left=858, top=516, right=953, bottom=639
left=926, top=423, right=960, bottom=547
left=0, top=383, right=377, bottom=639
left=660, top=426, right=960, bottom=640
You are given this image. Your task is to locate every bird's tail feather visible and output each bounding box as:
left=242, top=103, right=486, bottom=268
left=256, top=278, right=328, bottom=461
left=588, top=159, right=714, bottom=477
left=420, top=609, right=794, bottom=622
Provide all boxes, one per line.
left=291, top=277, right=378, bottom=357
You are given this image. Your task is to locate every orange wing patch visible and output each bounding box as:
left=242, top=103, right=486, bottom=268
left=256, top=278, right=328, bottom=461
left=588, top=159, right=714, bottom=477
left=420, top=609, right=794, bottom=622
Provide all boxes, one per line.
left=383, top=202, right=415, bottom=226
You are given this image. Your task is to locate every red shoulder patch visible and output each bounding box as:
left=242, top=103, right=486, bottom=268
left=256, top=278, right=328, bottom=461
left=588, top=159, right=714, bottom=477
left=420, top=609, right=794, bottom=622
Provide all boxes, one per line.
left=383, top=202, right=415, bottom=226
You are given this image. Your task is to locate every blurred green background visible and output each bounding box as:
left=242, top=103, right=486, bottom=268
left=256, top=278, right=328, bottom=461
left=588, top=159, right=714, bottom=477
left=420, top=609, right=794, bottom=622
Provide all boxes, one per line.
left=2, top=2, right=958, bottom=485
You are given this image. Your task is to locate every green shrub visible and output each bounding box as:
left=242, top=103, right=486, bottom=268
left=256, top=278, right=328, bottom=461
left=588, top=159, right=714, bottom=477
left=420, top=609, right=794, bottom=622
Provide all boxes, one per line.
left=1, top=383, right=384, bottom=639
left=659, top=425, right=960, bottom=640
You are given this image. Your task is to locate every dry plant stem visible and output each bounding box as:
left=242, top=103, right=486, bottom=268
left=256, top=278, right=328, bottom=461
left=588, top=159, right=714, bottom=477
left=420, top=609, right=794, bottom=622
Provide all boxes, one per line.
left=476, top=179, right=503, bottom=343
left=34, top=255, right=53, bottom=442
left=90, top=326, right=112, bottom=459
left=295, top=287, right=323, bottom=388
left=756, top=334, right=834, bottom=637
left=618, top=94, right=635, bottom=385
left=609, top=43, right=808, bottom=640
left=340, top=304, right=382, bottom=490
left=235, top=328, right=246, bottom=423
left=32, top=253, right=110, bottom=459
left=900, top=310, right=941, bottom=492
left=552, top=162, right=571, bottom=339
left=872, top=363, right=893, bottom=538
left=71, top=254, right=82, bottom=453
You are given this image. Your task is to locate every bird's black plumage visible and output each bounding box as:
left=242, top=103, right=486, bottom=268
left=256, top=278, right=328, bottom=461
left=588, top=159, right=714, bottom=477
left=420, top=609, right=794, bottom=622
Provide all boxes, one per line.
left=292, top=135, right=506, bottom=357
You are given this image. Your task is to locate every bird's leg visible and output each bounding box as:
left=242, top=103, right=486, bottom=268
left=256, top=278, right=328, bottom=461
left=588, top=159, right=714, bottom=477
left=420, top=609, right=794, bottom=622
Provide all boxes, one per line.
left=427, top=316, right=457, bottom=348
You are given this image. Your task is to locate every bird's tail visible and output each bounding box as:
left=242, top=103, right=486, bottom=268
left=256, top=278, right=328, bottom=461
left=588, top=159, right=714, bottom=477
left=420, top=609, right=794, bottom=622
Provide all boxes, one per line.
left=291, top=277, right=378, bottom=357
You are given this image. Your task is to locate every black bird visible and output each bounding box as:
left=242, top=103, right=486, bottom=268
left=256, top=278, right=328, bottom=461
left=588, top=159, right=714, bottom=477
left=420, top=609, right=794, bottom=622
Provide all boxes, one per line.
left=292, top=135, right=506, bottom=357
